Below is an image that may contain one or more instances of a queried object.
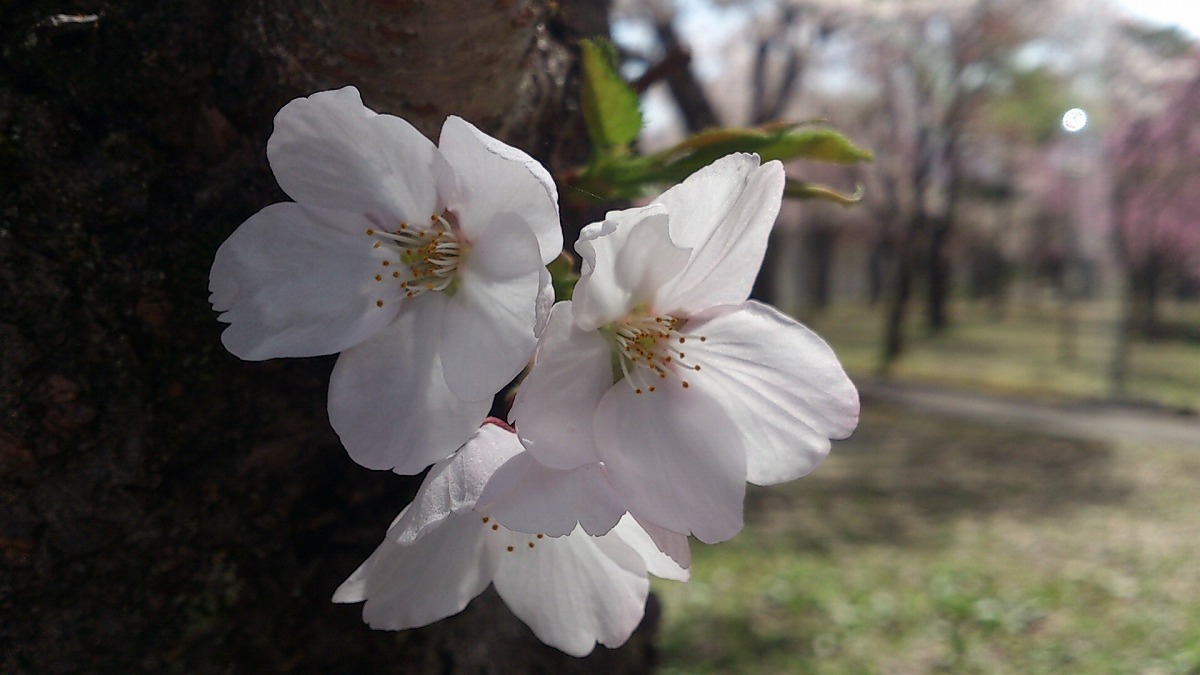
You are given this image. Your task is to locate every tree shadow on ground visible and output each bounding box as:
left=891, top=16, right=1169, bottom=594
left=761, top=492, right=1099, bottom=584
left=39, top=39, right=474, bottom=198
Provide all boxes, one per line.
left=744, top=403, right=1132, bottom=550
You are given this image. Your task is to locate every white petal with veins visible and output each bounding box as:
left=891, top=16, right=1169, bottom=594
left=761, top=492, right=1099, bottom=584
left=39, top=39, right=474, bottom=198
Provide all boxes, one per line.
left=268, top=87, right=440, bottom=223
left=210, top=203, right=401, bottom=360
left=686, top=301, right=860, bottom=485
left=327, top=295, right=490, bottom=474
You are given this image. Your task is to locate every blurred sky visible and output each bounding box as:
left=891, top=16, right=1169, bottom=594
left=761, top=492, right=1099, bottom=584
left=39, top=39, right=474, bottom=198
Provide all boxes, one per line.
left=1114, top=0, right=1200, bottom=36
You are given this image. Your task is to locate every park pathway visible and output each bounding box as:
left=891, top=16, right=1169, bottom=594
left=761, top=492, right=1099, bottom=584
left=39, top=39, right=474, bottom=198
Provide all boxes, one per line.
left=859, top=378, right=1200, bottom=448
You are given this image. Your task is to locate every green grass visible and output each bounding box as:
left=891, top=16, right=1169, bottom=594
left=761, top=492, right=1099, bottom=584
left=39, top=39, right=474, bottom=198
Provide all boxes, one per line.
left=655, top=405, right=1200, bottom=674
left=801, top=300, right=1200, bottom=411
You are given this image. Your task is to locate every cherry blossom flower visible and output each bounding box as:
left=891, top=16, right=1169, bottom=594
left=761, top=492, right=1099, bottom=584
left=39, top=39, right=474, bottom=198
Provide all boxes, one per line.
left=333, top=421, right=688, bottom=657
left=508, top=154, right=860, bottom=544
left=475, top=432, right=693, bottom=570
left=209, top=87, right=561, bottom=473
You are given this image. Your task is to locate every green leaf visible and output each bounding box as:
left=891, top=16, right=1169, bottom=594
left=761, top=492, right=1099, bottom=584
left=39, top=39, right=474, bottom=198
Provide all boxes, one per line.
left=763, top=129, right=874, bottom=164
left=563, top=119, right=873, bottom=206
left=615, top=125, right=872, bottom=188
left=546, top=252, right=580, bottom=302
left=580, top=38, right=642, bottom=152
left=657, top=126, right=872, bottom=166
left=783, top=178, right=865, bottom=205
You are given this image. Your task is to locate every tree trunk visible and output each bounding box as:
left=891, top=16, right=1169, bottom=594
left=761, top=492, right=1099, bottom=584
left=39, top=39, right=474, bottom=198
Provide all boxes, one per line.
left=868, top=235, right=893, bottom=306
left=749, top=33, right=803, bottom=126
left=882, top=215, right=921, bottom=369
left=1, top=1, right=656, bottom=672
left=882, top=251, right=913, bottom=370
left=1058, top=286, right=1079, bottom=364
left=1133, top=263, right=1162, bottom=337
left=926, top=217, right=952, bottom=332
left=1109, top=272, right=1134, bottom=399
left=804, top=226, right=835, bottom=312
left=653, top=21, right=719, bottom=133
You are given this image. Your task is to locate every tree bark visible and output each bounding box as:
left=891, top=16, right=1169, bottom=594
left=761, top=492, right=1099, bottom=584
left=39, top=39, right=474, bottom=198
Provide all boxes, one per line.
left=804, top=226, right=836, bottom=312
left=748, top=6, right=805, bottom=126
left=0, top=1, right=656, bottom=672
left=926, top=216, right=952, bottom=331
left=653, top=21, right=719, bottom=133
left=1132, top=262, right=1162, bottom=337
left=882, top=212, right=922, bottom=369
left=868, top=235, right=892, bottom=306
left=1109, top=275, right=1133, bottom=399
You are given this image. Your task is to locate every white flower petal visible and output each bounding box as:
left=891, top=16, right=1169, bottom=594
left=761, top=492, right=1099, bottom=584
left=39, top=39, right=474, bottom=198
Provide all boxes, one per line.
left=654, top=155, right=785, bottom=314
left=634, top=514, right=693, bottom=572
left=438, top=116, right=563, bottom=264
left=572, top=205, right=691, bottom=331
left=334, top=512, right=495, bottom=631
left=332, top=504, right=411, bottom=604
left=444, top=423, right=527, bottom=510
left=477, top=452, right=626, bottom=537
left=328, top=295, right=490, bottom=474
left=509, top=303, right=611, bottom=470
left=570, top=217, right=620, bottom=330
left=209, top=203, right=400, bottom=360
left=535, top=266, right=555, bottom=336
left=385, top=463, right=453, bottom=546
left=594, top=382, right=747, bottom=544
left=338, top=424, right=656, bottom=656
left=492, top=526, right=649, bottom=657
left=440, top=215, right=543, bottom=402
left=687, top=301, right=860, bottom=485
left=267, top=87, right=440, bottom=223
left=610, top=515, right=690, bottom=581
left=389, top=423, right=525, bottom=545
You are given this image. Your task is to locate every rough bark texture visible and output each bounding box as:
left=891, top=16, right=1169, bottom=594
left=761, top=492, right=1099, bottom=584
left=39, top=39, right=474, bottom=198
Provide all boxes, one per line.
left=1, top=1, right=656, bottom=672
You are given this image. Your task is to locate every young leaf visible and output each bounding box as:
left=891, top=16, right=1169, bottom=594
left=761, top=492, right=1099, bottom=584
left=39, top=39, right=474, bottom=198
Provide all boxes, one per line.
left=654, top=126, right=873, bottom=167
left=580, top=38, right=642, bottom=153
left=783, top=178, right=865, bottom=205
left=762, top=129, right=874, bottom=164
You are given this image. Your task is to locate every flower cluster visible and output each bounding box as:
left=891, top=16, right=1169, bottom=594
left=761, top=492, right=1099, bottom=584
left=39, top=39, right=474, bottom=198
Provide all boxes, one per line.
left=210, top=87, right=859, bottom=656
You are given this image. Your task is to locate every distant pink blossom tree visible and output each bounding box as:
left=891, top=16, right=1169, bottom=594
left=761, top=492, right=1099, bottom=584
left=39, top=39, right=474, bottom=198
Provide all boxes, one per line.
left=1109, top=61, right=1200, bottom=332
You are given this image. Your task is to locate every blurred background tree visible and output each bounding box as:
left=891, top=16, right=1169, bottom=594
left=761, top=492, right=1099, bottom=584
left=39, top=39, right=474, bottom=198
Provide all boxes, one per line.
left=604, top=3, right=1200, bottom=671
left=613, top=0, right=1199, bottom=390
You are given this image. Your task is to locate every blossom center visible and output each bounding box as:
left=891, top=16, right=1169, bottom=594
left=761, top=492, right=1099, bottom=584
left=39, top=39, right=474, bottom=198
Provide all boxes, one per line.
left=368, top=214, right=464, bottom=307
left=605, top=312, right=707, bottom=394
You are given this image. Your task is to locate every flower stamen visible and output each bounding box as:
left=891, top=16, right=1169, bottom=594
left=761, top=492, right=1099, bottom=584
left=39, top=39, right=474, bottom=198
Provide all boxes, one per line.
left=609, top=313, right=706, bottom=393
left=482, top=517, right=545, bottom=553
left=367, top=214, right=464, bottom=306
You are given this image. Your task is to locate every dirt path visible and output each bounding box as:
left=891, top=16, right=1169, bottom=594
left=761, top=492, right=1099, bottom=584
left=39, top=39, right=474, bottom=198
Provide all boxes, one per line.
left=859, top=378, right=1200, bottom=448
